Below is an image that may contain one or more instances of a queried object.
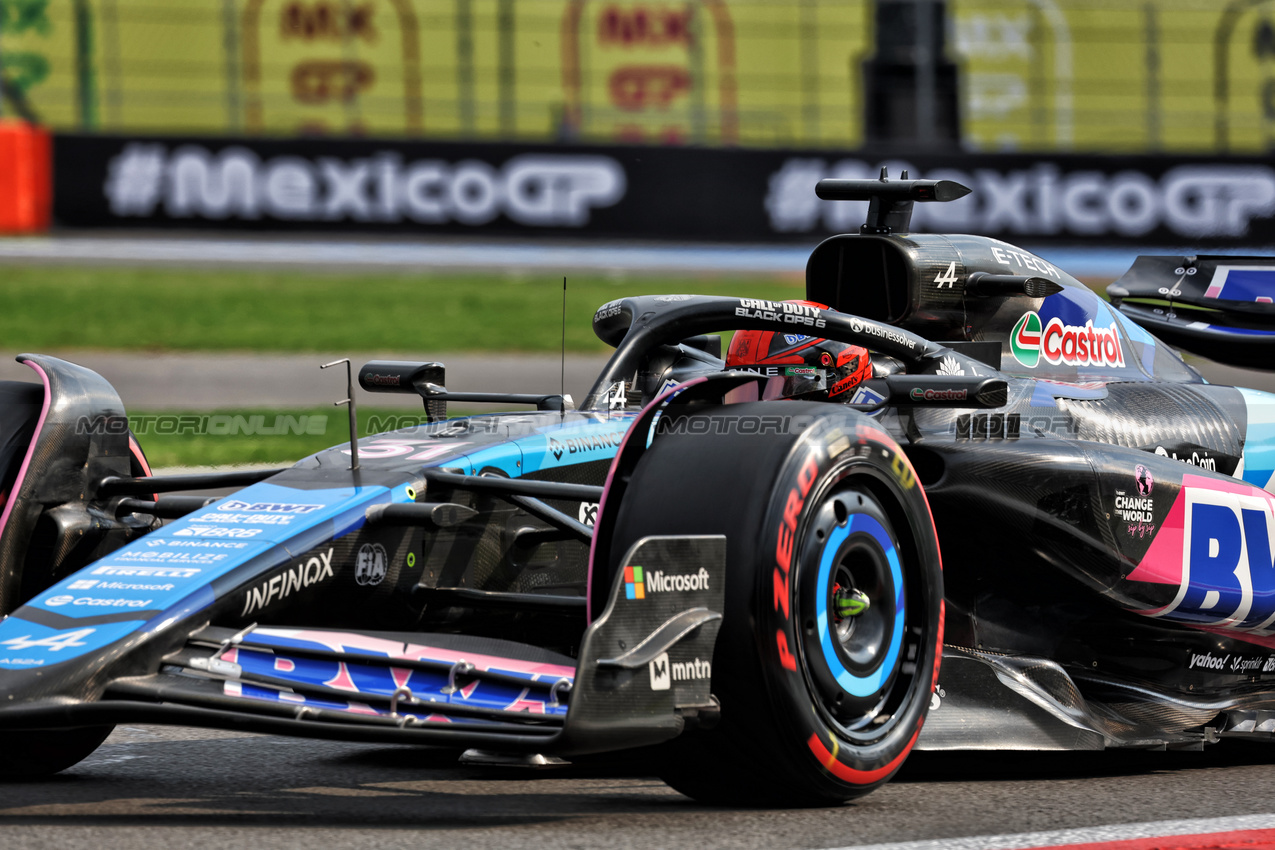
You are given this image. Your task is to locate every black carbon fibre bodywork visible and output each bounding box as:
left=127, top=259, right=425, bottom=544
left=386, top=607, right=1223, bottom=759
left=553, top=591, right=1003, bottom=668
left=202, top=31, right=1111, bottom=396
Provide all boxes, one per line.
left=8, top=177, right=1275, bottom=788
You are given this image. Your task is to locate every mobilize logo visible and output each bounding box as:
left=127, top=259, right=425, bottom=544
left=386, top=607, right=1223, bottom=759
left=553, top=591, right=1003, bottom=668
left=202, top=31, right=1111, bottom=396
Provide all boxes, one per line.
left=624, top=566, right=710, bottom=600
left=241, top=548, right=335, bottom=616
left=648, top=652, right=712, bottom=690
left=1010, top=311, right=1126, bottom=369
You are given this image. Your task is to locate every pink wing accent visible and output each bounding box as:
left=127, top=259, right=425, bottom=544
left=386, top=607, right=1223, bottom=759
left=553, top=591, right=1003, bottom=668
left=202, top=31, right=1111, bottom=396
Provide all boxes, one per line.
left=1127, top=474, right=1275, bottom=589
left=390, top=666, right=412, bottom=689
left=1125, top=489, right=1187, bottom=587
left=324, top=661, right=359, bottom=691
left=505, top=688, right=547, bottom=714
left=0, top=360, right=51, bottom=545
left=255, top=628, right=576, bottom=679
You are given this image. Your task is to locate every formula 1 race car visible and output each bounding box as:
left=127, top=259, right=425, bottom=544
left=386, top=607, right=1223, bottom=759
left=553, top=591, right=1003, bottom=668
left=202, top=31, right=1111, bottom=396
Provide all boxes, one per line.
left=3, top=175, right=1275, bottom=806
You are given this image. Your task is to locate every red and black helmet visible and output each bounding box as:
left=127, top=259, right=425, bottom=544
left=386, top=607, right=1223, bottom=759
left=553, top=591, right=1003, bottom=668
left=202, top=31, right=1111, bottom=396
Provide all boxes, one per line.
left=726, top=301, right=872, bottom=400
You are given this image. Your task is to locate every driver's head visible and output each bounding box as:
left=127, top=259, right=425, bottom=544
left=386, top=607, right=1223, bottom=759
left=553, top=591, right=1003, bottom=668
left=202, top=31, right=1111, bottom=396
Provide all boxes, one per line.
left=726, top=301, right=872, bottom=401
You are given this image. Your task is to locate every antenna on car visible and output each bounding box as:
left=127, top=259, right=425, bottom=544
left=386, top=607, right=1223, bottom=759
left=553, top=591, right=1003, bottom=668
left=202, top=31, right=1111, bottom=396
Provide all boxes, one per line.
left=320, top=358, right=359, bottom=470
left=815, top=168, right=972, bottom=235
left=566, top=279, right=571, bottom=415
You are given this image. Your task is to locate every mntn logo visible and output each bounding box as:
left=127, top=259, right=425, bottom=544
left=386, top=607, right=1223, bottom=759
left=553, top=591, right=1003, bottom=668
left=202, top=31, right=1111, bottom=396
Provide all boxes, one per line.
left=649, top=652, right=671, bottom=690
left=624, top=565, right=645, bottom=600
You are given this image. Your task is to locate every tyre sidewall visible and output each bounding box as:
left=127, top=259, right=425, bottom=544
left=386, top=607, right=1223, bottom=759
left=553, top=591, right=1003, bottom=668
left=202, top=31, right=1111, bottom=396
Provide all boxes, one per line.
left=757, top=415, right=943, bottom=796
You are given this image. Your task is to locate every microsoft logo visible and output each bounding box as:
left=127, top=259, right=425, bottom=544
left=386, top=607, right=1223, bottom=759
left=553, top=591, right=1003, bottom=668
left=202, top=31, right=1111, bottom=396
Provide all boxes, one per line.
left=624, top=565, right=645, bottom=600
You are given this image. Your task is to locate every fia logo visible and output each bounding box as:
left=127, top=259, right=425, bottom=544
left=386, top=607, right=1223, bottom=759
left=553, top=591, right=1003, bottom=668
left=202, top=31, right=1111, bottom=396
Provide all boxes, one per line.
left=649, top=652, right=671, bottom=691
left=355, top=542, right=387, bottom=587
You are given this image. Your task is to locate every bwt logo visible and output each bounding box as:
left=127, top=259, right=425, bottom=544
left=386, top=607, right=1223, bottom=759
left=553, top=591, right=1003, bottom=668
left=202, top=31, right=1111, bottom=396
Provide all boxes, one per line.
left=104, top=145, right=627, bottom=228
left=1149, top=487, right=1275, bottom=628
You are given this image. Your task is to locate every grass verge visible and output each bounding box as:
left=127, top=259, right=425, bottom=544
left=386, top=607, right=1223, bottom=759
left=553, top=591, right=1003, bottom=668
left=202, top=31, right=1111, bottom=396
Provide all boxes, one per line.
left=131, top=407, right=449, bottom=468
left=2, top=266, right=800, bottom=353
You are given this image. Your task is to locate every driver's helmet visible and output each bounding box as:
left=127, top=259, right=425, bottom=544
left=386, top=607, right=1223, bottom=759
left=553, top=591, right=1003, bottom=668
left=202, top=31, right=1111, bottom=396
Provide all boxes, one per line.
left=726, top=301, right=872, bottom=401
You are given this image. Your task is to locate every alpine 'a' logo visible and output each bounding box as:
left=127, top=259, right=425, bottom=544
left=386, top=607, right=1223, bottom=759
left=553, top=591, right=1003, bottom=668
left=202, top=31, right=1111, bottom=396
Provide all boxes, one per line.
left=1010, top=310, right=1125, bottom=370
left=1011, top=312, right=1042, bottom=367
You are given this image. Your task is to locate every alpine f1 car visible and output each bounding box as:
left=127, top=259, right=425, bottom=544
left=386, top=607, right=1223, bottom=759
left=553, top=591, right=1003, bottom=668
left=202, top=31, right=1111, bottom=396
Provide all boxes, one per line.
left=4, top=175, right=1275, bottom=806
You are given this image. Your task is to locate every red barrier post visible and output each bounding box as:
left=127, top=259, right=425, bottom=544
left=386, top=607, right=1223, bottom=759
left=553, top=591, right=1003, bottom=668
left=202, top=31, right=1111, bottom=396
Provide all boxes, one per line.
left=0, top=120, right=52, bottom=233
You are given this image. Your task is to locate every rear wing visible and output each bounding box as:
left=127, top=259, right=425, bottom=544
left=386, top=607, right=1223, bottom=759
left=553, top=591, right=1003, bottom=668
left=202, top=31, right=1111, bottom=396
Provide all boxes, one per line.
left=1108, top=256, right=1275, bottom=369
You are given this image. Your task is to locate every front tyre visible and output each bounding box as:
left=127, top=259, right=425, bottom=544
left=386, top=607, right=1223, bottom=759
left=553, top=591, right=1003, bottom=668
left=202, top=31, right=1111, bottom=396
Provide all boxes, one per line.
left=608, top=402, right=942, bottom=805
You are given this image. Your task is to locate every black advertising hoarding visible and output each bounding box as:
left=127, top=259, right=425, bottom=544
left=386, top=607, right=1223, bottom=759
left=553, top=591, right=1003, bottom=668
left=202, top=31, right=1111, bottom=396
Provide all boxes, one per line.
left=53, top=134, right=1275, bottom=245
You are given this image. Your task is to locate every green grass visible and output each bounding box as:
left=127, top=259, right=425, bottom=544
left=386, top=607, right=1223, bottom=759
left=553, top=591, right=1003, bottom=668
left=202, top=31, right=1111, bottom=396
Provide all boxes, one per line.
left=1, top=266, right=801, bottom=353
left=131, top=406, right=455, bottom=468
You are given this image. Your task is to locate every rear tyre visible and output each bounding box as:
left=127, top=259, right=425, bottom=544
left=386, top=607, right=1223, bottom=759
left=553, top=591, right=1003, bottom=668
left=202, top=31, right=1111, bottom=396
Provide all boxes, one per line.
left=608, top=402, right=943, bottom=805
left=0, top=726, right=115, bottom=779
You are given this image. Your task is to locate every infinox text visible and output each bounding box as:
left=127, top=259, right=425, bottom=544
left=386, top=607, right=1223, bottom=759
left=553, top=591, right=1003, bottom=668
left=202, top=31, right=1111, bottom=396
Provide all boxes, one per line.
left=241, top=548, right=335, bottom=616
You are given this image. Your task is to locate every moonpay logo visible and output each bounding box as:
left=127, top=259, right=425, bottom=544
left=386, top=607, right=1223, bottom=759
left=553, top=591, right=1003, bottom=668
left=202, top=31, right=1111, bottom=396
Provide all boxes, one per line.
left=1011, top=311, right=1042, bottom=367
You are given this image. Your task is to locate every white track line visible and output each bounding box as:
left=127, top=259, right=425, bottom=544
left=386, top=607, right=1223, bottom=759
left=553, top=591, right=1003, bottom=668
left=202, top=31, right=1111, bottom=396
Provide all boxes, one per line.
left=827, top=813, right=1275, bottom=850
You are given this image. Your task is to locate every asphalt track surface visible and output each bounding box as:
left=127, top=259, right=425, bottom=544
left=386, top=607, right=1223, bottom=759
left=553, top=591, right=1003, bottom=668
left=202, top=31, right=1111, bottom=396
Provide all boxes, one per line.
left=0, top=350, right=614, bottom=411
left=5, top=236, right=1275, bottom=848
left=4, top=726, right=1275, bottom=850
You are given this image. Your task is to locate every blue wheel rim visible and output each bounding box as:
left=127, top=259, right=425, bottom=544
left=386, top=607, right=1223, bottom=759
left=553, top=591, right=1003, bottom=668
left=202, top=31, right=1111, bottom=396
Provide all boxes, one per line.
left=814, top=514, right=906, bottom=698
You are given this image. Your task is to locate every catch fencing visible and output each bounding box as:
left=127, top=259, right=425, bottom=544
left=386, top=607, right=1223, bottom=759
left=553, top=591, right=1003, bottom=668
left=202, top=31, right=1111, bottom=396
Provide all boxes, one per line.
left=3, top=0, right=1275, bottom=153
